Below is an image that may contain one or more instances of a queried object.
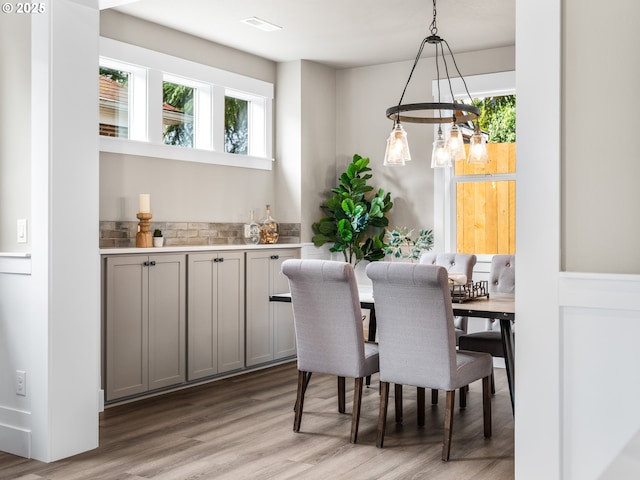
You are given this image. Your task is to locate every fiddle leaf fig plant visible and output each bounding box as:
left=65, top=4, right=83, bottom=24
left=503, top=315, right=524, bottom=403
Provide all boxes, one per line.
left=312, top=154, right=393, bottom=265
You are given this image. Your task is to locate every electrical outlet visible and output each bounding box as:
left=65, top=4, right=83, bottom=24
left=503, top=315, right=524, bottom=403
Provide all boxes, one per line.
left=16, top=370, right=26, bottom=396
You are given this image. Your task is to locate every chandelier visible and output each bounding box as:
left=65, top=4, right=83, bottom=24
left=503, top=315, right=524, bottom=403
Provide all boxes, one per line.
left=383, top=0, right=489, bottom=167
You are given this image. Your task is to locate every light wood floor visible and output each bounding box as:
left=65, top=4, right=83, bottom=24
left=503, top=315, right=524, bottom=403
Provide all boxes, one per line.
left=0, top=361, right=514, bottom=479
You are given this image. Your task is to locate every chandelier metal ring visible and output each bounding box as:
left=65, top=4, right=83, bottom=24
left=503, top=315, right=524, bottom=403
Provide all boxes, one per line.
left=385, top=103, right=480, bottom=124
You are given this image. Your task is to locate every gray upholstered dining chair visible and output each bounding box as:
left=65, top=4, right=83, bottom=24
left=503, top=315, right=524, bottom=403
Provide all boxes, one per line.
left=419, top=252, right=477, bottom=405
left=281, top=259, right=380, bottom=444
left=458, top=254, right=515, bottom=394
left=419, top=252, right=477, bottom=340
left=366, top=262, right=492, bottom=461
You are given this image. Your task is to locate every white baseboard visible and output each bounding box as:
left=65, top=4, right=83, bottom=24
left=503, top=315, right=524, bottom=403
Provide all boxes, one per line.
left=0, top=423, right=31, bottom=458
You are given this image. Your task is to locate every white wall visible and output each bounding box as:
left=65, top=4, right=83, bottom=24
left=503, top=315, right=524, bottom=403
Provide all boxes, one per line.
left=516, top=0, right=640, bottom=478
left=274, top=61, right=302, bottom=232
left=0, top=0, right=101, bottom=461
left=300, top=60, right=337, bottom=243
left=0, top=13, right=30, bottom=252
left=0, top=11, right=33, bottom=457
left=563, top=0, right=640, bottom=274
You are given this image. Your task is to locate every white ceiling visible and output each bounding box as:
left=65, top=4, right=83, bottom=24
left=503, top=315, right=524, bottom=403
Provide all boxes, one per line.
left=103, top=0, right=515, bottom=69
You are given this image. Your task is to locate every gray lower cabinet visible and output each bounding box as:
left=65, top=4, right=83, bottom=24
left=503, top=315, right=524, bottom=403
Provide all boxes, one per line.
left=105, top=254, right=186, bottom=401
left=245, top=248, right=299, bottom=367
left=187, top=252, right=245, bottom=380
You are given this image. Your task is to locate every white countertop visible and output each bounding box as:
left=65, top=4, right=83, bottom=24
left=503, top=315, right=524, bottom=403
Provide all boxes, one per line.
left=100, top=243, right=303, bottom=255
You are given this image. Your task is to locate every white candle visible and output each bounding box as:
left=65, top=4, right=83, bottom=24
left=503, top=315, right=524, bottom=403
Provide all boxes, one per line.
left=139, top=194, right=150, bottom=213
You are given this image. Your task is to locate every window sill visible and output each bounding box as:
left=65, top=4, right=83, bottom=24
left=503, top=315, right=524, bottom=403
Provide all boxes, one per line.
left=100, top=136, right=273, bottom=170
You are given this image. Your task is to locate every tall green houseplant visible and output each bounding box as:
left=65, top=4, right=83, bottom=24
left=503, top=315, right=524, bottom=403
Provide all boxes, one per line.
left=312, top=154, right=393, bottom=265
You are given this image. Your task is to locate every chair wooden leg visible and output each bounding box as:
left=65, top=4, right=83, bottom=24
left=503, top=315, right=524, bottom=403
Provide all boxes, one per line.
left=431, top=388, right=438, bottom=404
left=350, top=377, right=364, bottom=444
left=294, top=372, right=312, bottom=411
left=302, top=372, right=312, bottom=396
left=338, top=376, right=346, bottom=413
left=394, top=383, right=403, bottom=424
left=483, top=375, right=492, bottom=438
left=294, top=370, right=306, bottom=432
left=417, top=387, right=425, bottom=426
left=459, top=386, right=467, bottom=409
left=442, top=390, right=455, bottom=461
left=490, top=371, right=496, bottom=395
left=377, top=381, right=390, bottom=448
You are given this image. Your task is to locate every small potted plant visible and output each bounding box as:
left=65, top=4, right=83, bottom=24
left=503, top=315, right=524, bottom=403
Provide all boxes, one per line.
left=384, top=226, right=434, bottom=261
left=152, top=229, right=164, bottom=247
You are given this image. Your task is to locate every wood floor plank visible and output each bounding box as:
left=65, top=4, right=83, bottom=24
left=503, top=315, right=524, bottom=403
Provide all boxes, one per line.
left=0, top=361, right=514, bottom=479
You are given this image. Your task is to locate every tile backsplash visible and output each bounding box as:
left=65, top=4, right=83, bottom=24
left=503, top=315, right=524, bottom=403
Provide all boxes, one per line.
left=100, top=221, right=301, bottom=248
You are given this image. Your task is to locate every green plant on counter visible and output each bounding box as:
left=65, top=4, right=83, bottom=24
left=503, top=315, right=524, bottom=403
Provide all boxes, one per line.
left=312, top=154, right=393, bottom=266
left=384, top=226, right=434, bottom=261
left=153, top=229, right=162, bottom=237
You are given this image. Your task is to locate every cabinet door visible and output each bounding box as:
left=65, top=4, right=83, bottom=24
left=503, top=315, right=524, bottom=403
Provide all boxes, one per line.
left=188, top=253, right=219, bottom=380
left=188, top=252, right=245, bottom=380
left=105, top=255, right=148, bottom=401
left=148, top=254, right=186, bottom=390
left=217, top=251, right=245, bottom=373
left=245, top=251, right=274, bottom=366
left=271, top=249, right=299, bottom=360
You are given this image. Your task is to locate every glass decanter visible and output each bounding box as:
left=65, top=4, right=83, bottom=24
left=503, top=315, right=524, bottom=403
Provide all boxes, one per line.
left=259, top=204, right=279, bottom=244
left=244, top=210, right=261, bottom=245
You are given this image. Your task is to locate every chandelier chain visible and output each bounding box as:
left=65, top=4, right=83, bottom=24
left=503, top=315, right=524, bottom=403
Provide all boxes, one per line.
left=430, top=0, right=438, bottom=36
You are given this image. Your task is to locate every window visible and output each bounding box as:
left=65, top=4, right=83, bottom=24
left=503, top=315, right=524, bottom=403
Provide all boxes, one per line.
left=433, top=71, right=516, bottom=257
left=225, top=95, right=248, bottom=155
left=99, top=66, right=130, bottom=138
left=98, top=37, right=274, bottom=170
left=162, top=80, right=194, bottom=148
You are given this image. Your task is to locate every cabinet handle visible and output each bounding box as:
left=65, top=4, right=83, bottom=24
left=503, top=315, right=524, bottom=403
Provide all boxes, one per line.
left=218, top=257, right=224, bottom=263
left=213, top=258, right=220, bottom=263
left=270, top=255, right=279, bottom=260
left=143, top=261, right=150, bottom=266
left=149, top=261, right=156, bottom=266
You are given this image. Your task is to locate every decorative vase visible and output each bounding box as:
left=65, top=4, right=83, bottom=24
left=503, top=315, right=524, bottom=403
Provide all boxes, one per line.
left=244, top=210, right=261, bottom=245
left=259, top=204, right=279, bottom=244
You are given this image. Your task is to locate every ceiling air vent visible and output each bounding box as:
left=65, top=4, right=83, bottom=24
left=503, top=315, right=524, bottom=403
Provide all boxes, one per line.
left=241, top=17, right=282, bottom=32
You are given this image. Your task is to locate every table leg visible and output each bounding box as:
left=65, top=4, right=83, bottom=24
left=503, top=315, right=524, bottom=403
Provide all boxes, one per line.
left=500, top=318, right=515, bottom=415
left=366, top=307, right=377, bottom=387
left=368, top=307, right=377, bottom=343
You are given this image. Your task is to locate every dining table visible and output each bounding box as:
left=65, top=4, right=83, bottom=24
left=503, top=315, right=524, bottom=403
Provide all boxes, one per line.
left=269, top=285, right=516, bottom=412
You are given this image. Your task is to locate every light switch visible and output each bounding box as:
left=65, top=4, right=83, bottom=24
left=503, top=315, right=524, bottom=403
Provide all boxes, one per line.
left=17, top=219, right=27, bottom=244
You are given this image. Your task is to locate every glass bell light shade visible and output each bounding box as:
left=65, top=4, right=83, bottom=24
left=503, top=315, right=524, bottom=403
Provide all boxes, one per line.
left=383, top=123, right=411, bottom=166
left=431, top=131, right=452, bottom=168
left=445, top=124, right=466, bottom=161
left=467, top=129, right=489, bottom=164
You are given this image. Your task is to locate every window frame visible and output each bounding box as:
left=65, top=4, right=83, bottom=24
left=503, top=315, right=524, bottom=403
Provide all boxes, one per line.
left=99, top=37, right=274, bottom=171
left=432, top=71, right=516, bottom=261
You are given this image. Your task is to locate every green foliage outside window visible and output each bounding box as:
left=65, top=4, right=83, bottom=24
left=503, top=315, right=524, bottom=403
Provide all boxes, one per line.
left=225, top=96, right=249, bottom=155
left=163, top=82, right=194, bottom=147
left=472, top=95, right=516, bottom=143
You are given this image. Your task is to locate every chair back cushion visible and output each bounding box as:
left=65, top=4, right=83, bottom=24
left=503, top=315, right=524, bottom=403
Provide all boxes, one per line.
left=419, top=252, right=477, bottom=282
left=365, top=262, right=460, bottom=389
left=282, top=259, right=374, bottom=378
left=489, top=255, right=515, bottom=293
